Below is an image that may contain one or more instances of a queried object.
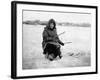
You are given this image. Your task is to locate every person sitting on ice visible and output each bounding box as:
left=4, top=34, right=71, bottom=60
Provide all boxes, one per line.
left=42, top=19, right=64, bottom=61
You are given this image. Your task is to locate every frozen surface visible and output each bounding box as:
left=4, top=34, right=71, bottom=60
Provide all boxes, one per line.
left=22, top=24, right=91, bottom=69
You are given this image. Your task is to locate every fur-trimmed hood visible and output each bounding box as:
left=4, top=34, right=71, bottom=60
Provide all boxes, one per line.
left=46, top=19, right=56, bottom=30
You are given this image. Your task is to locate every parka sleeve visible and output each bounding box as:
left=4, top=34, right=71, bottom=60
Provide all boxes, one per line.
left=42, top=30, right=53, bottom=42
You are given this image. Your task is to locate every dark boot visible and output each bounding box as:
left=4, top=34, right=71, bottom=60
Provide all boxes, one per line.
left=59, top=54, right=62, bottom=59
left=57, top=47, right=62, bottom=59
left=48, top=54, right=54, bottom=61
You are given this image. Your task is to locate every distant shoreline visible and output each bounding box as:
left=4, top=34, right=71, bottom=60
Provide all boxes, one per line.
left=23, top=20, right=91, bottom=27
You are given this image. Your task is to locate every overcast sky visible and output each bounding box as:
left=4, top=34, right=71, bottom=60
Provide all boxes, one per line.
left=23, top=10, right=91, bottom=23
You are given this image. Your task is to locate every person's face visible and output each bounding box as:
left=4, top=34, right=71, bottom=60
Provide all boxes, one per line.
left=50, top=23, right=54, bottom=29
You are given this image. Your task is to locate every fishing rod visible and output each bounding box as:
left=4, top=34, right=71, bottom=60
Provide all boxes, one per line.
left=58, top=31, right=66, bottom=36
left=64, top=42, right=72, bottom=44
left=58, top=31, right=72, bottom=44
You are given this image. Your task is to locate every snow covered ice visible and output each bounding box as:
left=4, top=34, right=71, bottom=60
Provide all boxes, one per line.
left=22, top=24, right=91, bottom=69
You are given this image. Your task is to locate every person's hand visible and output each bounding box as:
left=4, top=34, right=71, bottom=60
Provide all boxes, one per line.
left=61, top=42, right=64, bottom=46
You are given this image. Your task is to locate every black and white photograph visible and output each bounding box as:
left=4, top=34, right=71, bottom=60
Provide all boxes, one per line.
left=22, top=10, right=91, bottom=69
left=11, top=1, right=97, bottom=79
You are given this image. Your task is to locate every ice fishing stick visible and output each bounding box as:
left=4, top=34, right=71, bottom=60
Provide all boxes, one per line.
left=58, top=31, right=72, bottom=44
left=58, top=31, right=66, bottom=36
left=64, top=42, right=72, bottom=44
